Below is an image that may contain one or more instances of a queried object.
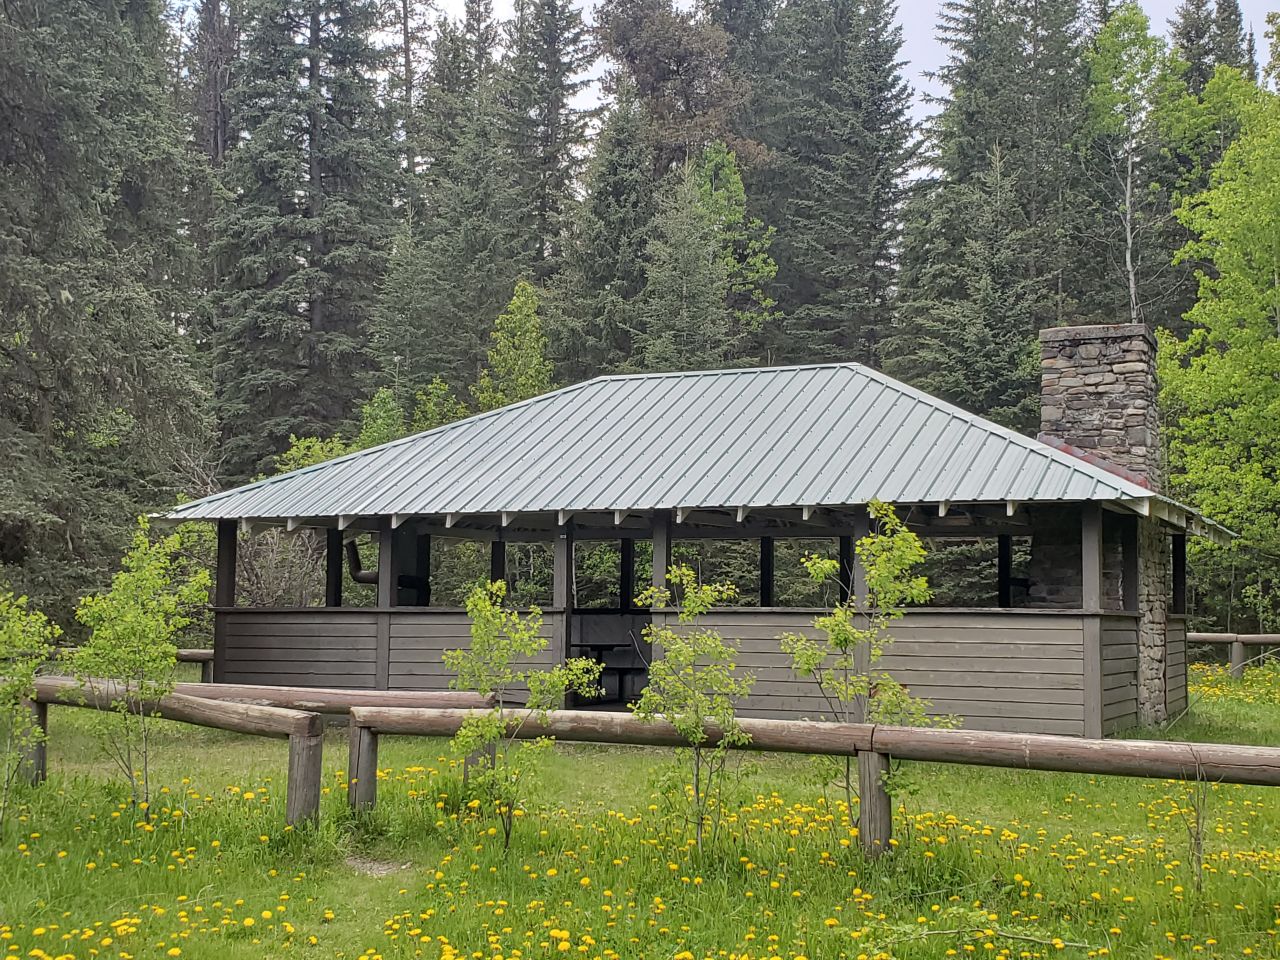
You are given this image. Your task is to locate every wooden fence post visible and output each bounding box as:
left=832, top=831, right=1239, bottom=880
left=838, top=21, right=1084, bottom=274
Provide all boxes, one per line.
left=200, top=660, right=214, bottom=684
left=858, top=750, right=892, bottom=858
left=286, top=732, right=323, bottom=826
left=1230, top=639, right=1247, bottom=680
left=348, top=724, right=379, bottom=811
left=20, top=699, right=47, bottom=786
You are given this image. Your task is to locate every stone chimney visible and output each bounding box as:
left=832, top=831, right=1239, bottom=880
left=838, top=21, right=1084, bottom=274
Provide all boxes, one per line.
left=1034, top=323, right=1171, bottom=726
left=1037, top=324, right=1160, bottom=488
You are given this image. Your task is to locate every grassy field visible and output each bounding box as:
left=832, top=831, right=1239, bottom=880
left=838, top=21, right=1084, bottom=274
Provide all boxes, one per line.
left=2, top=662, right=1279, bottom=960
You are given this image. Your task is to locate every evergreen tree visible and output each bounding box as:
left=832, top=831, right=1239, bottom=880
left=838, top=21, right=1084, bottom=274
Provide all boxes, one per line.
left=630, top=146, right=777, bottom=371
left=213, top=0, right=395, bottom=481
left=597, top=0, right=746, bottom=175
left=891, top=0, right=1096, bottom=420
left=388, top=0, right=434, bottom=180
left=1171, top=0, right=1214, bottom=93
left=547, top=83, right=658, bottom=379
left=1211, top=0, right=1250, bottom=75
left=502, top=0, right=595, bottom=277
left=473, top=281, right=556, bottom=411
left=885, top=150, right=1039, bottom=430
left=748, top=0, right=915, bottom=363
left=373, top=3, right=527, bottom=397
left=632, top=166, right=734, bottom=372
left=0, top=0, right=204, bottom=623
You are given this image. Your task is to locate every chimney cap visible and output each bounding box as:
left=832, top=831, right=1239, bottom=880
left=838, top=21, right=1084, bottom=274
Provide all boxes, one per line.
left=1039, top=323, right=1154, bottom=346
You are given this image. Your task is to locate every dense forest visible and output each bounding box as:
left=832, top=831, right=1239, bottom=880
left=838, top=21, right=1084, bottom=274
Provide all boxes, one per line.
left=2, top=0, right=1279, bottom=630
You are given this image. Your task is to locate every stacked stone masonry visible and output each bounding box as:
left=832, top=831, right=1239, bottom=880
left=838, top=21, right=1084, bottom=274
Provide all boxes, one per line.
left=1039, top=324, right=1163, bottom=486
left=1035, top=324, right=1171, bottom=728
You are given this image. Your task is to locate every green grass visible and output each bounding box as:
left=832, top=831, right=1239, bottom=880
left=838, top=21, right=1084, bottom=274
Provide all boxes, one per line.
left=2, top=663, right=1279, bottom=960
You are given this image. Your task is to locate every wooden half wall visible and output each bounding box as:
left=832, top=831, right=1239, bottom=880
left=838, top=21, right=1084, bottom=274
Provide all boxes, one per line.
left=654, top=608, right=1125, bottom=737
left=216, top=608, right=559, bottom=697
left=216, top=606, right=1151, bottom=737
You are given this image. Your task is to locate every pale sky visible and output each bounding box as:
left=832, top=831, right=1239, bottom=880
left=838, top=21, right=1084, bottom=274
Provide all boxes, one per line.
left=438, top=0, right=1275, bottom=122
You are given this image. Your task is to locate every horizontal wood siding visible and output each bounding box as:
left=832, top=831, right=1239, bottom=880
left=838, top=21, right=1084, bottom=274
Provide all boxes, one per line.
left=217, top=608, right=560, bottom=695
left=388, top=611, right=559, bottom=701
left=1101, top=615, right=1139, bottom=734
left=220, top=610, right=378, bottom=688
left=659, top=610, right=1087, bottom=736
left=1166, top=618, right=1188, bottom=716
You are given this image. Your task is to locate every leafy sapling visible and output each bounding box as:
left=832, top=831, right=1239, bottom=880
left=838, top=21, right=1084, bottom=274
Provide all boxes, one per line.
left=0, top=593, right=60, bottom=831
left=446, top=581, right=602, bottom=849
left=632, top=565, right=754, bottom=851
left=70, top=518, right=210, bottom=807
left=780, top=500, right=941, bottom=820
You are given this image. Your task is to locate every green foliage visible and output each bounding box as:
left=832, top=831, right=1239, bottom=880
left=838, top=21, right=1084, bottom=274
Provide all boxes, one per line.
left=411, top=378, right=471, bottom=433
left=0, top=593, right=59, bottom=830
left=472, top=281, right=556, bottom=412
left=0, top=0, right=206, bottom=628
left=885, top=148, right=1041, bottom=431
left=632, top=565, right=753, bottom=849
left=780, top=501, right=941, bottom=817
left=213, top=0, right=395, bottom=481
left=350, top=388, right=407, bottom=452
left=69, top=519, right=211, bottom=805
left=632, top=145, right=779, bottom=372
left=1160, top=82, right=1280, bottom=631
left=445, top=581, right=602, bottom=849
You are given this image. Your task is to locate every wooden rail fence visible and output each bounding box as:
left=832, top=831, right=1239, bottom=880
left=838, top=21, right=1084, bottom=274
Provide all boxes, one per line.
left=1189, top=632, right=1280, bottom=679
left=346, top=706, right=1280, bottom=858
left=21, top=678, right=493, bottom=826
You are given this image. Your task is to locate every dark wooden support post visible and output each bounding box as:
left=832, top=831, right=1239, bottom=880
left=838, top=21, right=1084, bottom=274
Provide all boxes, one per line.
left=838, top=535, right=854, bottom=604
left=325, top=527, right=343, bottom=608
left=997, top=534, right=1012, bottom=608
left=286, top=731, right=323, bottom=825
left=759, top=536, right=775, bottom=607
left=553, top=522, right=575, bottom=660
left=375, top=520, right=396, bottom=690
left=1120, top=515, right=1139, bottom=612
left=213, top=519, right=237, bottom=684
left=490, top=539, right=507, bottom=586
left=619, top=538, right=636, bottom=609
left=1081, top=503, right=1104, bottom=739
left=20, top=699, right=47, bottom=785
left=416, top=534, right=432, bottom=606
left=348, top=724, right=379, bottom=811
left=1171, top=533, right=1187, bottom=615
left=652, top=511, right=672, bottom=592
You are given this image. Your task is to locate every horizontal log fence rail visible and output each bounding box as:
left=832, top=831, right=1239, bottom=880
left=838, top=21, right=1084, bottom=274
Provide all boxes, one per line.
left=346, top=706, right=1280, bottom=858
left=20, top=678, right=495, bottom=826
left=28, top=675, right=325, bottom=825
left=1188, top=633, right=1280, bottom=678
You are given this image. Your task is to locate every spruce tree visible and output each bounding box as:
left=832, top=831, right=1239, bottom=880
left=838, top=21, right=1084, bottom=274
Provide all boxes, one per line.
left=1171, top=0, right=1215, bottom=93
left=749, top=0, right=915, bottom=363
left=372, top=2, right=527, bottom=397
left=1211, top=0, right=1250, bottom=74
left=630, top=146, right=777, bottom=371
left=502, top=0, right=595, bottom=277
left=886, top=150, right=1039, bottom=430
left=547, top=82, right=658, bottom=379
left=0, top=0, right=204, bottom=622
left=632, top=166, right=734, bottom=372
left=214, top=0, right=395, bottom=481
